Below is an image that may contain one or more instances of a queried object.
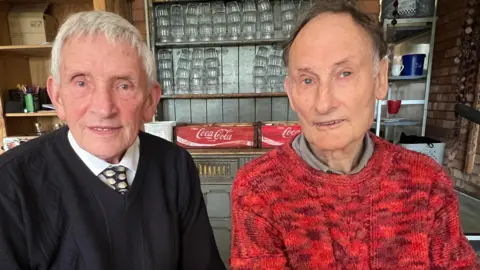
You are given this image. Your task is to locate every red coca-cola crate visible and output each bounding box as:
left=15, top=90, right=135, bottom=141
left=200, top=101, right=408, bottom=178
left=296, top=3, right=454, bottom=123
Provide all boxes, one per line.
left=260, top=122, right=301, bottom=148
left=175, top=123, right=257, bottom=149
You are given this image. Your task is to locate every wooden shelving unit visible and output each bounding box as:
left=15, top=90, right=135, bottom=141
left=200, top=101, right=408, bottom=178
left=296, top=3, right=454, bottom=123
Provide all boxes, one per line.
left=0, top=44, right=53, bottom=57
left=0, top=0, right=132, bottom=153
left=5, top=110, right=56, bottom=117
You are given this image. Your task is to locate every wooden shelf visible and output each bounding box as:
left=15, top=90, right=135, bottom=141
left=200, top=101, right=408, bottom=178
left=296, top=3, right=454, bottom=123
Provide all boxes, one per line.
left=188, top=148, right=271, bottom=156
left=0, top=44, right=52, bottom=57
left=5, top=111, right=57, bottom=117
left=162, top=92, right=288, bottom=99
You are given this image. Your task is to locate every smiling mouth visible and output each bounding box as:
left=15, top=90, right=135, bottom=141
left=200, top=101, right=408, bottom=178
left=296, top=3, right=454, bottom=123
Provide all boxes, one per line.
left=88, top=126, right=121, bottom=135
left=314, top=120, right=345, bottom=127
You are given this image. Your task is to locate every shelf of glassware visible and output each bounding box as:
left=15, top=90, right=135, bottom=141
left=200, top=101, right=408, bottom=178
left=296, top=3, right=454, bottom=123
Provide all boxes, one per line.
left=161, top=92, right=286, bottom=99
left=155, top=37, right=288, bottom=48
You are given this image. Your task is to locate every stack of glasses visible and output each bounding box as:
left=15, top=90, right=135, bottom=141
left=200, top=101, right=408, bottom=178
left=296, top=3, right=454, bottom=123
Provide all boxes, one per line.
left=212, top=2, right=227, bottom=41
left=266, top=46, right=285, bottom=91
left=171, top=5, right=185, bottom=42
left=253, top=47, right=269, bottom=93
left=155, top=6, right=170, bottom=42
left=204, top=48, right=220, bottom=94
left=199, top=3, right=213, bottom=41
left=242, top=0, right=257, bottom=40
left=281, top=0, right=296, bottom=38
left=185, top=4, right=199, bottom=42
left=176, top=49, right=191, bottom=94
left=190, top=48, right=204, bottom=94
left=226, top=1, right=241, bottom=40
left=157, top=50, right=174, bottom=95
left=258, top=0, right=274, bottom=39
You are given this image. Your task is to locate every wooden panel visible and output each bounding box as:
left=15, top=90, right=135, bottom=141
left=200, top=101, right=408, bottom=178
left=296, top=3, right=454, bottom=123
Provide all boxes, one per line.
left=6, top=111, right=56, bottom=117
left=206, top=99, right=223, bottom=123
left=160, top=99, right=175, bottom=121
left=174, top=99, right=191, bottom=123
left=238, top=98, right=255, bottom=122
left=29, top=57, right=50, bottom=87
left=105, top=0, right=131, bottom=21
left=209, top=218, right=231, bottom=267
left=222, top=46, right=238, bottom=94
left=0, top=45, right=52, bottom=57
left=195, top=158, right=239, bottom=183
left=191, top=99, right=207, bottom=123
left=0, top=2, right=11, bottom=46
left=272, top=97, right=289, bottom=121
left=238, top=46, right=255, bottom=93
left=288, top=100, right=298, bottom=121
left=50, top=3, right=94, bottom=25
left=222, top=99, right=239, bottom=123
left=93, top=0, right=107, bottom=10
left=255, top=97, right=272, bottom=121
left=201, top=185, right=231, bottom=218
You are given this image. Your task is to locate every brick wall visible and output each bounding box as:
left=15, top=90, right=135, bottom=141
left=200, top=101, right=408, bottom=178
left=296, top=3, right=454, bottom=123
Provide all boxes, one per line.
left=425, top=0, right=480, bottom=196
left=130, top=0, right=380, bottom=42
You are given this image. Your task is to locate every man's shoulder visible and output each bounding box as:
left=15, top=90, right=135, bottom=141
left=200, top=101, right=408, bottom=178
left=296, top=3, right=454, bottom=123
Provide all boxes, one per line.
left=233, top=147, right=287, bottom=195
left=374, top=136, right=448, bottom=185
left=0, top=129, right=61, bottom=171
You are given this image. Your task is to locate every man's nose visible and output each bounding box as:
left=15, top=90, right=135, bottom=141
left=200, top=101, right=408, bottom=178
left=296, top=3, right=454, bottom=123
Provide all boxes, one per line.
left=90, top=85, right=117, bottom=117
left=313, top=84, right=334, bottom=115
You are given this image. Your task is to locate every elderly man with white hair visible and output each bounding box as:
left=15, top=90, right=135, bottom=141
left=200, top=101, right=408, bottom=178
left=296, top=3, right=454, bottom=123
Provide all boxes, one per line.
left=0, top=11, right=225, bottom=270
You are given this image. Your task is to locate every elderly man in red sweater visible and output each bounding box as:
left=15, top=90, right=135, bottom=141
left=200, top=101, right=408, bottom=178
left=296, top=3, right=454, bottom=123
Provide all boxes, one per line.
left=230, top=2, right=478, bottom=269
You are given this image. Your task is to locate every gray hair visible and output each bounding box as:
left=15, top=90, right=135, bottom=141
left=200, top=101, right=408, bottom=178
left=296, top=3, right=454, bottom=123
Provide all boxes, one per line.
left=282, top=1, right=387, bottom=75
left=50, top=11, right=157, bottom=87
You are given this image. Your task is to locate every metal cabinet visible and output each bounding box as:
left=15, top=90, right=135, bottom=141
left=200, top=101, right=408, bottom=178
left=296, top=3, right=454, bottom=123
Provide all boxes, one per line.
left=191, top=150, right=266, bottom=267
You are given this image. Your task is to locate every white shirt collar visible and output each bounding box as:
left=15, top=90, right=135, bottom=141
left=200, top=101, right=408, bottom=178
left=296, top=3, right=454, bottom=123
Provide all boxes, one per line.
left=67, top=130, right=140, bottom=178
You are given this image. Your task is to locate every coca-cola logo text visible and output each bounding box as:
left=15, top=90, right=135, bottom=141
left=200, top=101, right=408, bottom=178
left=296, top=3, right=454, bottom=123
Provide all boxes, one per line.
left=196, top=128, right=233, bottom=141
left=282, top=127, right=301, bottom=138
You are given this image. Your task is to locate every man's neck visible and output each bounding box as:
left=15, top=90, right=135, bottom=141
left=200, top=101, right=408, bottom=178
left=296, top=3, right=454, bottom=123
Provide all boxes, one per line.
left=309, top=136, right=365, bottom=174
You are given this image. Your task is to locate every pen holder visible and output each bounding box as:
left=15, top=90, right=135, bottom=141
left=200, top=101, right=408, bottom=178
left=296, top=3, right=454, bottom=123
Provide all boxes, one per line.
left=24, top=94, right=36, bottom=113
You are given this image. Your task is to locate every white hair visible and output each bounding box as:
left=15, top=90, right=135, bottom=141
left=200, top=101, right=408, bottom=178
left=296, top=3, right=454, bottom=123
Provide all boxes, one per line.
left=50, top=11, right=156, bottom=87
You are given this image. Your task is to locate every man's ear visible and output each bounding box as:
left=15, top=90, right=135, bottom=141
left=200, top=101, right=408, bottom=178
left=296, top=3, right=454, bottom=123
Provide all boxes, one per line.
left=143, top=82, right=162, bottom=122
left=47, top=76, right=66, bottom=121
left=375, top=58, right=389, bottom=100
left=285, top=75, right=297, bottom=112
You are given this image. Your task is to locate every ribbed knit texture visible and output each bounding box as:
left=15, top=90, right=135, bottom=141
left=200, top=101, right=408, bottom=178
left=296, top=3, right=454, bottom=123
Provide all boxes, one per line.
left=231, top=134, right=478, bottom=269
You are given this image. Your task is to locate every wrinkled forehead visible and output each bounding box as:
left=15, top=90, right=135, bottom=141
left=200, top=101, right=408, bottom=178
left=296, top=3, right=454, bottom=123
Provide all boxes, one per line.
left=289, top=13, right=376, bottom=69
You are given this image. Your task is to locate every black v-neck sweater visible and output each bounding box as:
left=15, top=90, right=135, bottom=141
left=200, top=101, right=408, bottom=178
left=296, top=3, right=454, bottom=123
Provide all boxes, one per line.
left=0, top=127, right=225, bottom=270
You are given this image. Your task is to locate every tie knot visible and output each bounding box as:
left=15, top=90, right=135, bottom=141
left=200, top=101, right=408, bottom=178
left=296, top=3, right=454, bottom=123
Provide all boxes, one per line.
left=100, top=165, right=129, bottom=194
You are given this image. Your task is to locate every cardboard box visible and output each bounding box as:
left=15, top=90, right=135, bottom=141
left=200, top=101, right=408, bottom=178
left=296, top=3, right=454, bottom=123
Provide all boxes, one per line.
left=8, top=3, right=58, bottom=45
left=176, top=123, right=257, bottom=149
left=260, top=122, right=301, bottom=148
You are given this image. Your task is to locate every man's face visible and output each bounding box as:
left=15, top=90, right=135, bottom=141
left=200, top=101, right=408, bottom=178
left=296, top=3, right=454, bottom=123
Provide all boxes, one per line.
left=285, top=13, right=388, bottom=152
left=47, top=34, right=161, bottom=163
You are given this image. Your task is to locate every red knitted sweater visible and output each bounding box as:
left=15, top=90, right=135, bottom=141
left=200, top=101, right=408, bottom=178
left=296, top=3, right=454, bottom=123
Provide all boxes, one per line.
left=230, top=134, right=478, bottom=269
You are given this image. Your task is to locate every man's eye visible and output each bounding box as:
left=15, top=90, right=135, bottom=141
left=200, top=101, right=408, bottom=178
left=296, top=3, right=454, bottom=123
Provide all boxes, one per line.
left=340, top=71, right=352, bottom=78
left=119, top=84, right=129, bottom=90
left=303, top=78, right=313, bottom=85
left=76, top=81, right=86, bottom=87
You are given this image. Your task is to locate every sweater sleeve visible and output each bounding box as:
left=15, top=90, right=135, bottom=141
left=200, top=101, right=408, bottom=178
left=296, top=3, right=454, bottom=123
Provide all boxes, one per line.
left=230, top=170, right=288, bottom=270
left=177, top=150, right=225, bottom=270
left=429, top=170, right=479, bottom=269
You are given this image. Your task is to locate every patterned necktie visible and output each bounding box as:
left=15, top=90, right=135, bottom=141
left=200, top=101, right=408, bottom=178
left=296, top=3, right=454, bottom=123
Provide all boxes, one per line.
left=99, top=165, right=129, bottom=194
